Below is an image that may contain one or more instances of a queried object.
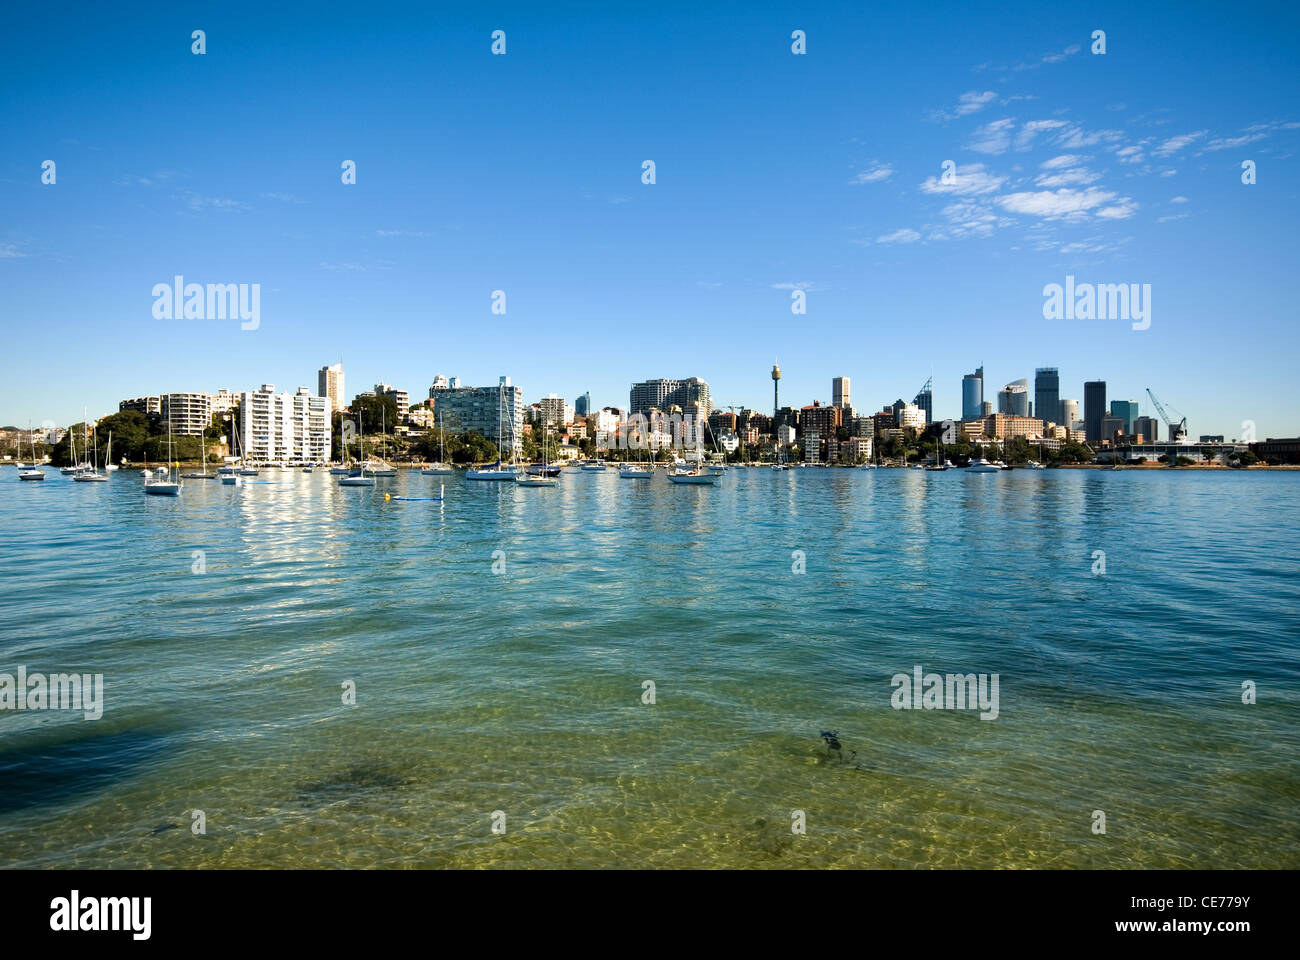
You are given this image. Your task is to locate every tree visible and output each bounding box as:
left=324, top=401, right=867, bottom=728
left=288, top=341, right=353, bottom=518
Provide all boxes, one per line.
left=351, top=394, right=399, bottom=439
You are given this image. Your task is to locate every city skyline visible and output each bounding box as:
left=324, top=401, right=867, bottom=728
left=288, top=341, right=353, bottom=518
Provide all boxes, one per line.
left=3, top=2, right=1298, bottom=437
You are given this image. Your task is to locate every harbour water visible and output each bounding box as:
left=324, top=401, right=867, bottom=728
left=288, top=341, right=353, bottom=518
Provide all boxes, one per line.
left=1, top=467, right=1297, bottom=868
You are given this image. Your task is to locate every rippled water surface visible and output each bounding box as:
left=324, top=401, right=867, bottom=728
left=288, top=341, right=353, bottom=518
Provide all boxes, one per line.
left=1, top=466, right=1297, bottom=868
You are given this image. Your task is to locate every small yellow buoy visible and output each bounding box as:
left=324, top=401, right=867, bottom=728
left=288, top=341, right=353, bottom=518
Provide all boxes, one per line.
left=384, top=493, right=391, bottom=501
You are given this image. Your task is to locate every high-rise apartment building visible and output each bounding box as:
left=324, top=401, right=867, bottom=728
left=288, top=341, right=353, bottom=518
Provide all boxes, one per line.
left=1135, top=416, right=1160, bottom=444
left=537, top=395, right=570, bottom=427
left=1084, top=380, right=1107, bottom=444
left=1060, top=399, right=1079, bottom=430
left=1034, top=368, right=1060, bottom=426
left=374, top=382, right=410, bottom=420
left=318, top=363, right=345, bottom=413
left=962, top=367, right=984, bottom=420
left=628, top=377, right=711, bottom=420
left=431, top=376, right=524, bottom=455
left=162, top=393, right=212, bottom=437
left=239, top=385, right=332, bottom=462
left=832, top=376, right=851, bottom=411
left=574, top=392, right=591, bottom=417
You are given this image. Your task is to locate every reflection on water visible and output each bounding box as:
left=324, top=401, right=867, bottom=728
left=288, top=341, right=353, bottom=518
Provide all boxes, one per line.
left=0, top=467, right=1297, bottom=867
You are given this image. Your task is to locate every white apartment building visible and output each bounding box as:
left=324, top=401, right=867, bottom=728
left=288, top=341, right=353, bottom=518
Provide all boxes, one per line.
left=898, top=403, right=926, bottom=430
left=239, top=384, right=332, bottom=462
left=162, top=393, right=212, bottom=437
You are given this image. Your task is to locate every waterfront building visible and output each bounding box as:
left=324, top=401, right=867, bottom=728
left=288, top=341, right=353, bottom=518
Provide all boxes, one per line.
left=982, top=413, right=1045, bottom=440
left=162, top=393, right=212, bottom=437
left=431, top=377, right=524, bottom=455
left=1084, top=380, right=1107, bottom=444
left=119, top=396, right=162, bottom=416
left=575, top=392, right=591, bottom=417
left=318, top=363, right=345, bottom=412
left=536, top=395, right=570, bottom=427
left=373, top=383, right=410, bottom=421
left=238, top=384, right=332, bottom=462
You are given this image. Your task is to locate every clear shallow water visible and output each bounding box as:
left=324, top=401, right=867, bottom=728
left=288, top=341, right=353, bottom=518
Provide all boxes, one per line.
left=1, top=466, right=1297, bottom=868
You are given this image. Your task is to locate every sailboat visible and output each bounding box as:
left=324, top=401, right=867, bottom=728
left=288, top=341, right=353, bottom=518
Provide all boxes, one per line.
left=144, top=420, right=182, bottom=495
left=74, top=423, right=109, bottom=481
left=421, top=413, right=456, bottom=474
left=667, top=424, right=719, bottom=484
left=19, top=423, right=45, bottom=480
left=183, top=429, right=214, bottom=478
left=516, top=423, right=558, bottom=487
left=338, top=415, right=375, bottom=486
left=61, top=419, right=92, bottom=474
left=365, top=408, right=397, bottom=476
left=467, top=382, right=520, bottom=480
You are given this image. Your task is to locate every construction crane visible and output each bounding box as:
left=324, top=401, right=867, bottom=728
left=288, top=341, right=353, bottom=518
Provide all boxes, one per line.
left=1145, top=388, right=1188, bottom=442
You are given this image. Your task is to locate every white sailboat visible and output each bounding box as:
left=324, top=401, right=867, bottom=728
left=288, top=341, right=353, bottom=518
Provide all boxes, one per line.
left=467, top=381, right=520, bottom=480
left=19, top=423, right=45, bottom=480
left=421, top=413, right=456, bottom=474
left=74, top=424, right=109, bottom=481
left=516, top=423, right=558, bottom=487
left=144, top=420, right=182, bottom=495
left=183, top=429, right=214, bottom=478
left=667, top=425, right=719, bottom=484
left=338, top=415, right=375, bottom=486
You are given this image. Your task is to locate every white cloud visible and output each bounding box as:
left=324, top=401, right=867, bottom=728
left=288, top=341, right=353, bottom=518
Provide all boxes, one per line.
left=1036, top=166, right=1101, bottom=187
left=875, top=228, right=921, bottom=244
left=966, top=118, right=1016, bottom=155
left=1015, top=119, right=1068, bottom=150
left=0, top=242, right=27, bottom=259
left=919, top=163, right=1007, bottom=196
left=850, top=163, right=894, bottom=184
left=1115, top=145, right=1145, bottom=163
left=998, top=186, right=1133, bottom=220
left=771, top=281, right=817, bottom=290
left=933, top=91, right=997, bottom=120
left=1170, top=196, right=1189, bottom=204
left=1055, top=125, right=1125, bottom=149
left=1202, top=132, right=1268, bottom=151
left=1153, top=131, right=1207, bottom=157
left=1041, top=154, right=1083, bottom=169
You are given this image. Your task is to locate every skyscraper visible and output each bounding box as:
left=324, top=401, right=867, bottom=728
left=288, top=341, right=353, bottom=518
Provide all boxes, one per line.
left=1110, top=399, right=1139, bottom=436
left=1084, top=380, right=1107, bottom=444
left=1060, top=399, right=1079, bottom=428
left=318, top=363, right=344, bottom=412
left=771, top=363, right=781, bottom=419
left=914, top=379, right=933, bottom=424
left=832, top=376, right=850, bottom=411
left=575, top=392, right=591, bottom=417
left=998, top=378, right=1029, bottom=417
left=1034, top=368, right=1060, bottom=425
left=961, top=366, right=984, bottom=420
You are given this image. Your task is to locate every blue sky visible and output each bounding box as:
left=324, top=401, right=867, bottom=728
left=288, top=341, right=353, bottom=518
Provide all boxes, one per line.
left=2, top=0, right=1298, bottom=439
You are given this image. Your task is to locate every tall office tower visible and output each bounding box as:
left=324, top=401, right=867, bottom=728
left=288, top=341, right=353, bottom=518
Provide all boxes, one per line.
left=832, top=376, right=850, bottom=411
left=575, top=392, right=591, bottom=417
left=318, top=363, right=345, bottom=412
left=1084, top=380, right=1107, bottom=443
left=981, top=401, right=993, bottom=417
left=1060, top=398, right=1079, bottom=428
left=961, top=366, right=984, bottom=420
left=1034, top=368, right=1060, bottom=425
left=1135, top=415, right=1160, bottom=444
left=914, top=383, right=933, bottom=424
left=1110, top=399, right=1139, bottom=436
left=997, top=378, right=1030, bottom=417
